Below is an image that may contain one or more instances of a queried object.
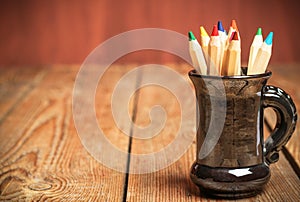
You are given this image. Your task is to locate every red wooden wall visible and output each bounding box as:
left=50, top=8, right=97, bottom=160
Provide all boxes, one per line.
left=1, top=0, right=299, bottom=65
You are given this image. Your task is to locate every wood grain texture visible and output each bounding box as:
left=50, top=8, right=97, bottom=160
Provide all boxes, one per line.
left=0, top=64, right=299, bottom=201
left=0, top=67, right=46, bottom=124
left=127, top=64, right=200, bottom=201
left=0, top=65, right=137, bottom=201
left=126, top=64, right=300, bottom=201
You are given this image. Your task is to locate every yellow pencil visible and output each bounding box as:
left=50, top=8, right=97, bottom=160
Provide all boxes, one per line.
left=200, top=26, right=210, bottom=63
left=249, top=32, right=273, bottom=75
left=208, top=25, right=221, bottom=75
left=224, top=31, right=241, bottom=76
left=247, top=28, right=263, bottom=74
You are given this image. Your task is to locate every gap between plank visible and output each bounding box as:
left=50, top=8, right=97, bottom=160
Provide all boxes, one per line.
left=264, top=118, right=300, bottom=178
left=122, top=69, right=143, bottom=202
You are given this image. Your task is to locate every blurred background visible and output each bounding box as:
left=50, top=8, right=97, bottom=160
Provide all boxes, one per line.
left=1, top=0, right=299, bottom=66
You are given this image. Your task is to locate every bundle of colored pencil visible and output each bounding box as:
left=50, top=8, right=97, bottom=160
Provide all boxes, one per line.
left=188, top=20, right=273, bottom=76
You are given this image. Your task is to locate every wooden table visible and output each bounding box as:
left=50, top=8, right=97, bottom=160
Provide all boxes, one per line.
left=0, top=64, right=299, bottom=201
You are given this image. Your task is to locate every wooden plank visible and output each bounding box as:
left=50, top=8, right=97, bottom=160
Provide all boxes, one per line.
left=265, top=64, right=300, bottom=166
left=1, top=64, right=299, bottom=201
left=126, top=64, right=200, bottom=201
left=0, top=66, right=46, bottom=124
left=126, top=64, right=300, bottom=201
left=0, top=65, right=137, bottom=201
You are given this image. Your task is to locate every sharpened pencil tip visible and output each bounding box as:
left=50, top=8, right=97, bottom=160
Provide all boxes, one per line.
left=200, top=26, right=209, bottom=37
left=211, top=25, right=219, bottom=36
left=265, top=32, right=273, bottom=45
left=218, top=21, right=225, bottom=32
left=256, top=28, right=262, bottom=35
left=188, top=31, right=196, bottom=41
left=232, top=31, right=239, bottom=40
left=231, top=19, right=239, bottom=31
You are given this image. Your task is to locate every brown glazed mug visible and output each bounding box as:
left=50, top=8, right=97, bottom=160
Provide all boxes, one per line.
left=189, top=69, right=297, bottom=198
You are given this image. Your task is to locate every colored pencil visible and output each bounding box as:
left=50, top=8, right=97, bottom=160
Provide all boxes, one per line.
left=231, top=20, right=239, bottom=32
left=247, top=28, right=263, bottom=74
left=188, top=20, right=274, bottom=77
left=249, top=32, right=273, bottom=75
left=222, top=20, right=241, bottom=76
left=218, top=21, right=227, bottom=73
left=231, top=19, right=240, bottom=40
left=224, top=31, right=241, bottom=76
left=218, top=21, right=227, bottom=44
left=226, top=20, right=240, bottom=48
left=218, top=21, right=226, bottom=35
left=199, top=26, right=210, bottom=63
left=222, top=31, right=234, bottom=75
left=188, top=31, right=208, bottom=75
left=225, top=26, right=234, bottom=48
left=208, top=25, right=221, bottom=75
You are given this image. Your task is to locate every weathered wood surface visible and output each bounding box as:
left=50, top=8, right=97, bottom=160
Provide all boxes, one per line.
left=126, top=64, right=300, bottom=202
left=0, top=65, right=133, bottom=201
left=0, top=64, right=299, bottom=201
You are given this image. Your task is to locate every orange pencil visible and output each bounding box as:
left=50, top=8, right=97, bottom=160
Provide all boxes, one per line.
left=231, top=19, right=241, bottom=40
left=225, top=19, right=240, bottom=48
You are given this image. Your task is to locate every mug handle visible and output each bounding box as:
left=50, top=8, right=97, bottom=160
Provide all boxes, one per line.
left=262, top=85, right=297, bottom=164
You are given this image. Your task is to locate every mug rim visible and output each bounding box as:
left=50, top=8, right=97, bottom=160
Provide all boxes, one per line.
left=189, top=69, right=272, bottom=79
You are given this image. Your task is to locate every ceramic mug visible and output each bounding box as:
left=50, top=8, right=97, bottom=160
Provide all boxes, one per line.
left=189, top=69, right=297, bottom=198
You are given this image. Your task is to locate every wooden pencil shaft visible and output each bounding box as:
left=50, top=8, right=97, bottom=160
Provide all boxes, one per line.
left=200, top=36, right=210, bottom=47
left=248, top=45, right=259, bottom=69
left=248, top=43, right=272, bottom=75
left=221, top=49, right=228, bottom=75
left=251, top=50, right=271, bottom=74
left=202, top=46, right=209, bottom=64
left=208, top=46, right=221, bottom=74
left=248, top=35, right=263, bottom=72
left=208, top=35, right=221, bottom=76
left=225, top=40, right=241, bottom=76
left=189, top=40, right=207, bottom=75
left=219, top=39, right=226, bottom=73
left=227, top=51, right=241, bottom=76
left=200, top=36, right=210, bottom=65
